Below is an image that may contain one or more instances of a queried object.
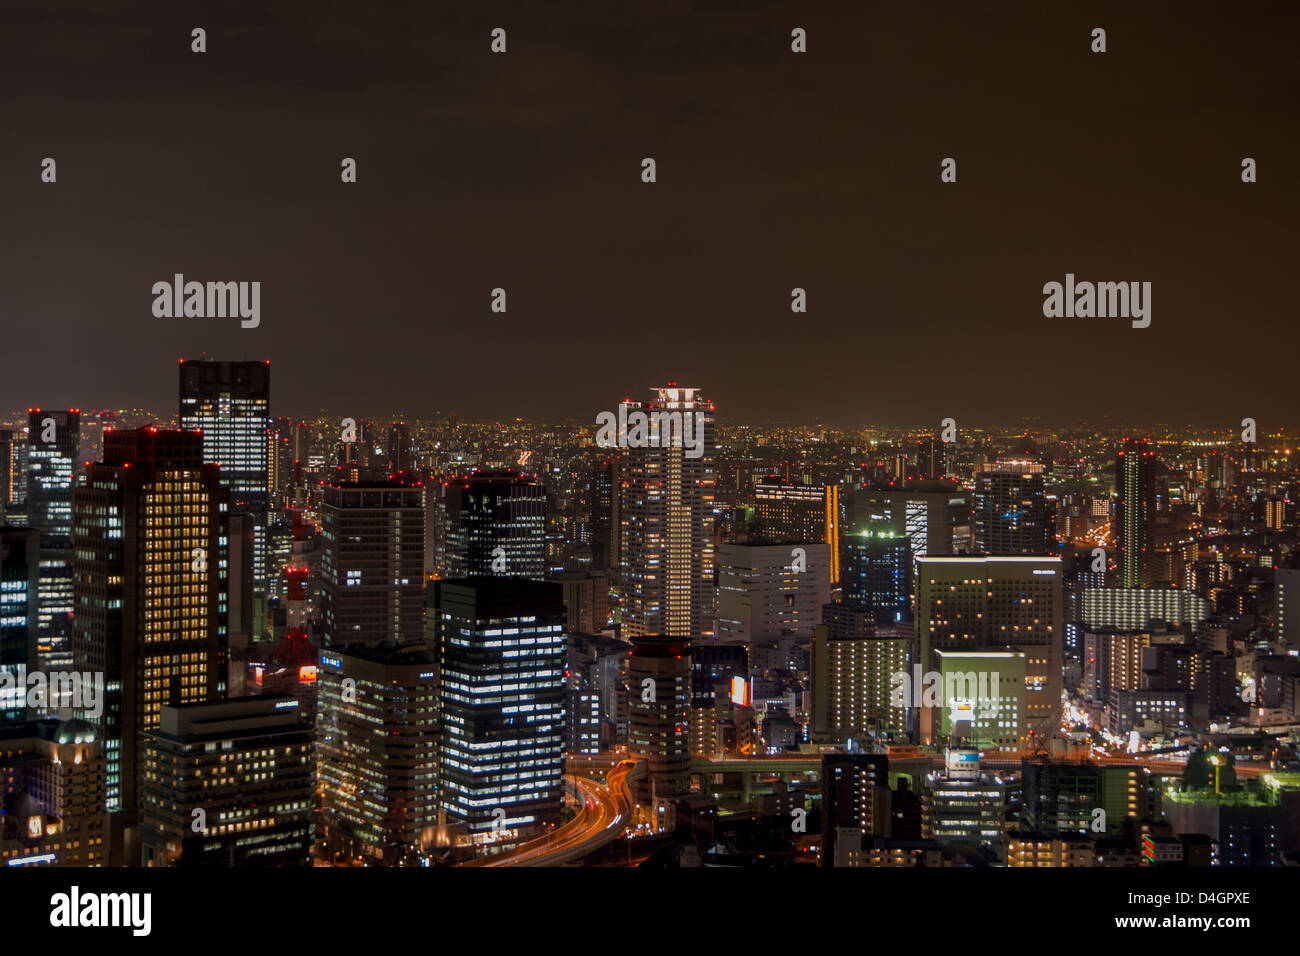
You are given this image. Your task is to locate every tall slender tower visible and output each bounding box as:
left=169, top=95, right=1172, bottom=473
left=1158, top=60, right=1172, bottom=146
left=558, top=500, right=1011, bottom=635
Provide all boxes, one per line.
left=26, top=408, right=79, bottom=668
left=179, top=360, right=270, bottom=638
left=1116, top=439, right=1156, bottom=588
left=619, top=384, right=717, bottom=639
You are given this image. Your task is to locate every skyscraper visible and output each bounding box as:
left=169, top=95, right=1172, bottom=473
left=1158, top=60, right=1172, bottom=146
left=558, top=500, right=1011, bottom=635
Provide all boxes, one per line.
left=1116, top=439, right=1156, bottom=588
left=716, top=542, right=831, bottom=654
left=26, top=409, right=78, bottom=669
left=619, top=384, right=717, bottom=639
left=627, top=635, right=692, bottom=807
left=179, top=360, right=271, bottom=637
left=72, top=427, right=229, bottom=815
left=442, top=469, right=545, bottom=580
left=839, top=525, right=911, bottom=618
left=915, top=556, right=1063, bottom=743
left=433, top=579, right=566, bottom=844
left=140, top=696, right=315, bottom=867
left=973, top=461, right=1054, bottom=555
left=319, top=480, right=425, bottom=647
left=316, top=644, right=439, bottom=865
left=0, top=428, right=26, bottom=521
left=753, top=478, right=840, bottom=582
left=849, top=480, right=971, bottom=563
left=0, top=528, right=40, bottom=723
left=386, top=420, right=413, bottom=475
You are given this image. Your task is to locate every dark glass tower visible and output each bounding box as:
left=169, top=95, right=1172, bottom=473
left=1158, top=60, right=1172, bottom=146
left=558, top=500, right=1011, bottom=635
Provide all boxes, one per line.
left=973, top=460, right=1053, bottom=556
left=442, top=469, right=545, bottom=580
left=26, top=408, right=78, bottom=669
left=1116, top=439, right=1156, bottom=588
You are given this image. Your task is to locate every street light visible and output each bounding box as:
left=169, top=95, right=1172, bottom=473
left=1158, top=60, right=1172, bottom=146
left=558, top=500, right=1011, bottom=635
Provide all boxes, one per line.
left=1209, top=754, right=1221, bottom=795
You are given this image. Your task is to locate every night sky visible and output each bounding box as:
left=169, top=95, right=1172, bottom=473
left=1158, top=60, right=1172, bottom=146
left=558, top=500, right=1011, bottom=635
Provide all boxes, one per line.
left=3, top=0, right=1296, bottom=426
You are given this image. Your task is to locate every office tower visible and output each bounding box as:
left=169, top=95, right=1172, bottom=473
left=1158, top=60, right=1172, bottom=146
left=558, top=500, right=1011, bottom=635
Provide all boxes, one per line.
left=627, top=636, right=692, bottom=806
left=926, top=750, right=1015, bottom=857
left=915, top=556, right=1063, bottom=743
left=319, top=480, right=425, bottom=647
left=565, top=687, right=601, bottom=756
left=550, top=569, right=609, bottom=635
left=0, top=717, right=106, bottom=866
left=688, top=641, right=748, bottom=756
left=753, top=478, right=840, bottom=583
left=316, top=644, right=438, bottom=865
left=1116, top=439, right=1156, bottom=588
left=1080, top=587, right=1210, bottom=632
left=72, top=427, right=229, bottom=814
left=26, top=409, right=78, bottom=669
left=179, top=360, right=271, bottom=641
left=715, top=542, right=831, bottom=651
left=849, top=480, right=971, bottom=562
left=139, top=696, right=314, bottom=867
left=590, top=457, right=620, bottom=573
left=433, top=579, right=566, bottom=843
left=839, top=525, right=910, bottom=618
left=811, top=609, right=911, bottom=741
left=1, top=528, right=40, bottom=723
left=973, top=461, right=1054, bottom=555
left=442, top=469, right=545, bottom=580
left=619, top=384, right=717, bottom=639
left=0, top=429, right=26, bottom=520
left=933, top=649, right=1025, bottom=750
left=820, top=752, right=890, bottom=867
left=1082, top=629, right=1162, bottom=704
left=387, top=420, right=412, bottom=474
left=1275, top=566, right=1300, bottom=650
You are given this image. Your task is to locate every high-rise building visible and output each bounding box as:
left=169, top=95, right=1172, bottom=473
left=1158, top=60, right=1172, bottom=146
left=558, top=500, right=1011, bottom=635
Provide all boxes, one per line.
left=619, top=385, right=717, bottom=640
left=139, top=696, right=315, bottom=867
left=433, top=579, right=567, bottom=844
left=0, top=528, right=40, bottom=723
left=839, top=525, right=911, bottom=618
left=26, top=409, right=78, bottom=669
left=1081, top=587, right=1210, bottom=632
left=0, top=428, right=26, bottom=519
left=1116, top=439, right=1157, bottom=588
left=849, top=480, right=971, bottom=563
left=753, top=478, right=840, bottom=583
left=442, top=469, right=545, bottom=580
left=590, top=457, right=620, bottom=574
left=387, top=421, right=413, bottom=475
left=317, top=644, right=439, bottom=865
left=933, top=649, right=1025, bottom=750
left=72, top=427, right=229, bottom=814
left=820, top=752, right=890, bottom=867
left=715, top=542, right=831, bottom=651
left=179, top=361, right=271, bottom=640
left=319, top=480, right=425, bottom=647
left=915, top=556, right=1063, bottom=742
left=810, top=610, right=911, bottom=740
left=627, top=635, right=692, bottom=807
left=973, top=461, right=1054, bottom=555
